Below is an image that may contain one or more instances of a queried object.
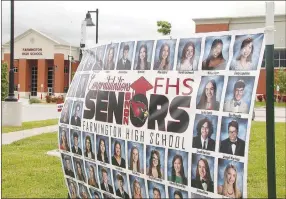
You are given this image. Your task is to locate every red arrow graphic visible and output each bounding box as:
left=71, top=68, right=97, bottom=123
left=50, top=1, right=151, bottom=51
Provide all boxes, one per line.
left=130, top=76, right=153, bottom=96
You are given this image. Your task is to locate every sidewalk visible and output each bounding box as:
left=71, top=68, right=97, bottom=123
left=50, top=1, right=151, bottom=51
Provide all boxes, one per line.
left=2, top=125, right=58, bottom=145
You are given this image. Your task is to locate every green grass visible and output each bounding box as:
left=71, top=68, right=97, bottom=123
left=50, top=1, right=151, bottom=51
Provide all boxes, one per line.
left=255, top=101, right=286, bottom=108
left=248, top=122, right=285, bottom=198
left=1, top=122, right=285, bottom=198
left=2, top=132, right=67, bottom=198
left=2, top=119, right=58, bottom=133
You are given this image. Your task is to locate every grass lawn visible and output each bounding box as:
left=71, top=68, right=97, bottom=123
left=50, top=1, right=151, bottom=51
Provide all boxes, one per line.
left=248, top=121, right=285, bottom=198
left=2, top=132, right=67, bottom=198
left=255, top=101, right=286, bottom=108
left=1, top=122, right=285, bottom=198
left=2, top=119, right=58, bottom=133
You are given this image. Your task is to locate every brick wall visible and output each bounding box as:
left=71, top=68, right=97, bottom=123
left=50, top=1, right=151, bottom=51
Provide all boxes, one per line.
left=196, top=23, right=229, bottom=33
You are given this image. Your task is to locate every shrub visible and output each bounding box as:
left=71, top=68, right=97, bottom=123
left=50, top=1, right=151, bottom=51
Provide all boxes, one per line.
left=56, top=95, right=65, bottom=104
left=29, top=98, right=41, bottom=104
left=1, top=62, right=9, bottom=101
left=45, top=95, right=64, bottom=103
left=274, top=68, right=286, bottom=101
left=283, top=96, right=286, bottom=103
left=51, top=96, right=58, bottom=103
left=257, top=95, right=263, bottom=102
left=263, top=94, right=267, bottom=102
left=46, top=95, right=51, bottom=103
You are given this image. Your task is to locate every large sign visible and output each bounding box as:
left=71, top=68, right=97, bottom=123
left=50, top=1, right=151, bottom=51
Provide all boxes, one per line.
left=21, top=48, right=43, bottom=56
left=58, top=28, right=265, bottom=199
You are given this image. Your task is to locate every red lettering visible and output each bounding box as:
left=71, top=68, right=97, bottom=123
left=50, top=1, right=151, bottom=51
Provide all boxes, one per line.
left=124, top=109, right=129, bottom=117
left=124, top=101, right=130, bottom=109
left=123, top=92, right=131, bottom=125
left=154, top=78, right=164, bottom=94
left=182, top=78, right=194, bottom=95
left=166, top=78, right=180, bottom=95
left=123, top=117, right=128, bottom=125
left=125, top=92, right=131, bottom=100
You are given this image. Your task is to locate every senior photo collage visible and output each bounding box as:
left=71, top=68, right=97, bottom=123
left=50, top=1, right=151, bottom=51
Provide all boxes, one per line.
left=58, top=28, right=265, bottom=199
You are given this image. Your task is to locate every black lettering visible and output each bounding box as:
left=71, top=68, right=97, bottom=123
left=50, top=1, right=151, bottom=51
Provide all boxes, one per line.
left=108, top=91, right=124, bottom=124
left=169, top=135, right=173, bottom=147
left=167, top=96, right=191, bottom=133
left=148, top=94, right=169, bottom=131
left=175, top=136, right=180, bottom=148
left=96, top=91, right=108, bottom=122
left=83, top=90, right=97, bottom=119
left=162, top=134, right=166, bottom=146
left=85, top=121, right=89, bottom=131
left=150, top=132, right=154, bottom=144
left=83, top=121, right=86, bottom=131
left=135, top=130, right=138, bottom=141
left=156, top=133, right=160, bottom=145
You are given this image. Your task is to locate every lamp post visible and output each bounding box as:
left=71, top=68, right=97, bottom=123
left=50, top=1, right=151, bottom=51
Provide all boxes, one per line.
left=79, top=9, right=98, bottom=61
left=68, top=55, right=74, bottom=86
left=5, top=0, right=17, bottom=102
left=265, top=2, right=277, bottom=199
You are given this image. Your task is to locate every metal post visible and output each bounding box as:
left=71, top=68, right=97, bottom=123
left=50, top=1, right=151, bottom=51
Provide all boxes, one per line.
left=79, top=20, right=87, bottom=61
left=69, top=47, right=72, bottom=86
left=5, top=0, right=17, bottom=102
left=96, top=9, right=99, bottom=44
left=265, top=2, right=276, bottom=199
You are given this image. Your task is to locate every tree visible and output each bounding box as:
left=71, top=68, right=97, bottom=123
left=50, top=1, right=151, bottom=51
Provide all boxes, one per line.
left=157, top=21, right=172, bottom=36
left=274, top=68, right=286, bottom=102
left=71, top=71, right=75, bottom=80
left=1, top=62, right=9, bottom=101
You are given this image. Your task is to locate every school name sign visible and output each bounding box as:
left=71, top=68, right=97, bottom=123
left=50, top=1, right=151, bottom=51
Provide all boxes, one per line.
left=58, top=28, right=265, bottom=199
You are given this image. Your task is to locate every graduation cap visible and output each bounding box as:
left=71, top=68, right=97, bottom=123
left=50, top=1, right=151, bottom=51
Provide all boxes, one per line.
left=130, top=76, right=153, bottom=96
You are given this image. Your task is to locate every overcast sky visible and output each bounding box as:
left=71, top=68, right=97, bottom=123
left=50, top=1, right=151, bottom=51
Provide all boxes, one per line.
left=1, top=1, right=285, bottom=47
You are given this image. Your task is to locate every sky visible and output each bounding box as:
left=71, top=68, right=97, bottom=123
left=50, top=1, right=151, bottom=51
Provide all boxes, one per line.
left=1, top=1, right=285, bottom=48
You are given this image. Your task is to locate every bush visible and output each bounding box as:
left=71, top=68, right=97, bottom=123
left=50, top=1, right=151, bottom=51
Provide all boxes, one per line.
left=46, top=95, right=51, bottom=103
left=257, top=95, right=263, bottom=102
left=1, top=62, right=9, bottom=101
left=45, top=95, right=64, bottom=103
left=263, top=94, right=267, bottom=102
left=56, top=95, right=65, bottom=104
left=51, top=96, right=57, bottom=103
left=29, top=98, right=41, bottom=104
left=274, top=68, right=286, bottom=100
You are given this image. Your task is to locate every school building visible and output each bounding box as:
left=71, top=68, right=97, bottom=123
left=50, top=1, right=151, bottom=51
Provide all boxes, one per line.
left=1, top=28, right=80, bottom=98
left=192, top=14, right=286, bottom=95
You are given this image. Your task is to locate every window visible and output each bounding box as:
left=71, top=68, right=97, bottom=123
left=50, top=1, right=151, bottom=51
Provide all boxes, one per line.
left=47, top=66, right=54, bottom=89
left=277, top=49, right=286, bottom=67
left=31, top=66, right=38, bottom=96
left=64, top=66, right=69, bottom=74
left=13, top=67, right=18, bottom=73
left=262, top=48, right=286, bottom=68
left=14, top=85, right=18, bottom=91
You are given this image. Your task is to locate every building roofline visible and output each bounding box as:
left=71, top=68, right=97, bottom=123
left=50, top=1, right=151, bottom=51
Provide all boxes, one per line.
left=192, top=14, right=286, bottom=24
left=2, top=28, right=79, bottom=48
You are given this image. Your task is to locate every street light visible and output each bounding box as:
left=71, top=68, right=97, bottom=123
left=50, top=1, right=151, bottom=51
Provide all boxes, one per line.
left=79, top=9, right=99, bottom=61
left=68, top=55, right=74, bottom=86
left=5, top=0, right=17, bottom=102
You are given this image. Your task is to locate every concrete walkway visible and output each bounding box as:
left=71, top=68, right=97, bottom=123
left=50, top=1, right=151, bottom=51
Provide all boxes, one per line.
left=2, top=125, right=58, bottom=145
